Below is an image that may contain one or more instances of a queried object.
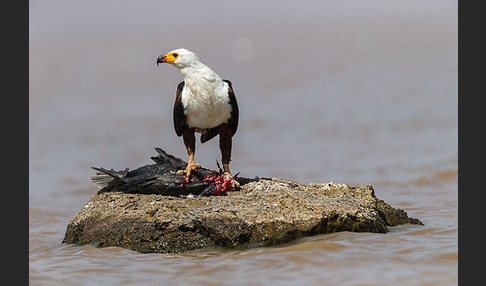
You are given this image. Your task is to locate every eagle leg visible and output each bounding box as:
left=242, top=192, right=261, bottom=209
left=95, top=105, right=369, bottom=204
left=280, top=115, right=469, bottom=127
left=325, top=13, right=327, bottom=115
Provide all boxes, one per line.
left=219, top=124, right=240, bottom=188
left=177, top=127, right=201, bottom=182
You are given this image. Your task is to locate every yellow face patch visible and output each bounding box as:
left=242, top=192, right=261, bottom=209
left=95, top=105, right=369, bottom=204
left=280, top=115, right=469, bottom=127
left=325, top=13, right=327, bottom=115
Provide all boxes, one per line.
left=165, top=52, right=179, bottom=63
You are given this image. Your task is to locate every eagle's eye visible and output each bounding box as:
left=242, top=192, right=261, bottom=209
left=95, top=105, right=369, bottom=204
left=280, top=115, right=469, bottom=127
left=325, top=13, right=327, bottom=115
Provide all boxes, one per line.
left=173, top=53, right=179, bottom=58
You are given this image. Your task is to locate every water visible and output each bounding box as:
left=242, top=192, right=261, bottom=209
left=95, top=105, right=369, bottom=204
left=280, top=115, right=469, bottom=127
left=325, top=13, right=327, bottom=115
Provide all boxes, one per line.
left=30, top=1, right=457, bottom=285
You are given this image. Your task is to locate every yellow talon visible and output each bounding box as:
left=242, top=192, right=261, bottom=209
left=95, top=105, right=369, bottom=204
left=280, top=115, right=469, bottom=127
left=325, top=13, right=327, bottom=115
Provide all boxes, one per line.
left=178, top=162, right=201, bottom=182
left=223, top=172, right=240, bottom=188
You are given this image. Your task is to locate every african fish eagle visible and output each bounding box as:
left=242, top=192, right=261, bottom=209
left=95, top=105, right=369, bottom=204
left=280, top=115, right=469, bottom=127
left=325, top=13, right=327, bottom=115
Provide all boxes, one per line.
left=156, top=48, right=239, bottom=186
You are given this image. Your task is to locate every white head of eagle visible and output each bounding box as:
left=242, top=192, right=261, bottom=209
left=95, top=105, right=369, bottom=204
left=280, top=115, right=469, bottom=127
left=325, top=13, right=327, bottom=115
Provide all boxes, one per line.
left=156, top=48, right=200, bottom=69
left=156, top=48, right=239, bottom=185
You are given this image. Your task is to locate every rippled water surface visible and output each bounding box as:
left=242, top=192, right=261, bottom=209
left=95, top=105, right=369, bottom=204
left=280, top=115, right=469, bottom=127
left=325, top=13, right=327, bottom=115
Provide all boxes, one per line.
left=30, top=1, right=457, bottom=285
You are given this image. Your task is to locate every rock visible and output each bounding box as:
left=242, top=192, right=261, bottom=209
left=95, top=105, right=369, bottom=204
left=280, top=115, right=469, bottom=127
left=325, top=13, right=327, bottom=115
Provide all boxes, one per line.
left=63, top=149, right=423, bottom=253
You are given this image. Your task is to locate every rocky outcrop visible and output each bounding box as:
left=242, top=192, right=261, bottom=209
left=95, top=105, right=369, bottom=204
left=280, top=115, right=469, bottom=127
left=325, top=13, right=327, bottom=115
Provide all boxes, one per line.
left=63, top=153, right=423, bottom=253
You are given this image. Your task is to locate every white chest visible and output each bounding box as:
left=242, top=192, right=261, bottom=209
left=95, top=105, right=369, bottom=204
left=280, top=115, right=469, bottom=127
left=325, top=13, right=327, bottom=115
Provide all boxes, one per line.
left=181, top=80, right=232, bottom=131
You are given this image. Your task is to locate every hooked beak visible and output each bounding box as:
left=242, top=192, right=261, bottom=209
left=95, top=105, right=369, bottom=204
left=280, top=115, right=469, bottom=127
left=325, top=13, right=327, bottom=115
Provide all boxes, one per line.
left=156, top=54, right=167, bottom=66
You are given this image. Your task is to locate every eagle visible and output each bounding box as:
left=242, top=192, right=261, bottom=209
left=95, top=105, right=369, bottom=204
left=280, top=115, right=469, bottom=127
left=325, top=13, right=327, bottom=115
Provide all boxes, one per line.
left=156, top=48, right=239, bottom=186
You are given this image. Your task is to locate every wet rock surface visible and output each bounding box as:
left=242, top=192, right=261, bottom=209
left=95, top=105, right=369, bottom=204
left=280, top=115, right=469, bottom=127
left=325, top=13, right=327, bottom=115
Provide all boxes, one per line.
left=63, top=152, right=423, bottom=253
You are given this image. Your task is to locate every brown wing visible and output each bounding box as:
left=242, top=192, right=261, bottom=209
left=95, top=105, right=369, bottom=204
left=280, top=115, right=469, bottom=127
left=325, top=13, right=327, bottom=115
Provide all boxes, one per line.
left=224, top=79, right=239, bottom=136
left=173, top=81, right=185, bottom=137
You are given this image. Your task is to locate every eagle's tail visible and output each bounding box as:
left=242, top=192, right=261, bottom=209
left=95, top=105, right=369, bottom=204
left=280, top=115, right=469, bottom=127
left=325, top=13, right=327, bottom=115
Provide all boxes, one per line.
left=200, top=127, right=219, bottom=143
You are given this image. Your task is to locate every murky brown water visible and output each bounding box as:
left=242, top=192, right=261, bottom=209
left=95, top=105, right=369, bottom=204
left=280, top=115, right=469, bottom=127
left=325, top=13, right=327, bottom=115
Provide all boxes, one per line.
left=30, top=1, right=457, bottom=285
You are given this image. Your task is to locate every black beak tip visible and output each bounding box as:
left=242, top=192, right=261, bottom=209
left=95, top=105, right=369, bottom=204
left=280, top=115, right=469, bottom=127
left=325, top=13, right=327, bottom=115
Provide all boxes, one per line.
left=156, top=55, right=165, bottom=66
